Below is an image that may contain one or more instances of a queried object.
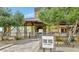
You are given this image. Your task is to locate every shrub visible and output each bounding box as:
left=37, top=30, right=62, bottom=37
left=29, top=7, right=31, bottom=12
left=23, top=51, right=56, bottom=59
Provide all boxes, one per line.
left=15, top=36, right=22, bottom=40
left=70, top=36, right=75, bottom=43
left=56, top=37, right=63, bottom=42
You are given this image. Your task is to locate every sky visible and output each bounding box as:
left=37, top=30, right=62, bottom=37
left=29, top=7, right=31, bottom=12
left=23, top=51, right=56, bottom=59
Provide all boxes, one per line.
left=9, top=7, right=35, bottom=18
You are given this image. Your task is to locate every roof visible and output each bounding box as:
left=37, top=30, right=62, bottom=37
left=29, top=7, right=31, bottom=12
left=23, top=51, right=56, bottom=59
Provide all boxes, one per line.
left=24, top=18, right=42, bottom=23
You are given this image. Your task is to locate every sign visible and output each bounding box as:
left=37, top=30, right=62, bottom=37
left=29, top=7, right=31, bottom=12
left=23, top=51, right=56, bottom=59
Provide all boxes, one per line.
left=42, top=36, right=54, bottom=48
left=0, top=27, right=3, bottom=32
left=38, top=29, right=43, bottom=33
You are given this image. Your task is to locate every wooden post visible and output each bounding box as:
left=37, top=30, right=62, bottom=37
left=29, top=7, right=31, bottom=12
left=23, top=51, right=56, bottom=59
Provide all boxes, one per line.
left=50, top=48, right=52, bottom=52
left=31, top=22, right=34, bottom=38
left=29, top=32, right=30, bottom=38
left=43, top=48, right=45, bottom=52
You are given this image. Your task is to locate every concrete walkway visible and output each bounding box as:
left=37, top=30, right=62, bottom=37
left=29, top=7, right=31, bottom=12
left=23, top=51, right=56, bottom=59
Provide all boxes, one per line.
left=1, top=39, right=79, bottom=52
left=56, top=47, right=79, bottom=52
left=39, top=47, right=79, bottom=52
left=0, top=39, right=40, bottom=52
left=0, top=40, right=17, bottom=47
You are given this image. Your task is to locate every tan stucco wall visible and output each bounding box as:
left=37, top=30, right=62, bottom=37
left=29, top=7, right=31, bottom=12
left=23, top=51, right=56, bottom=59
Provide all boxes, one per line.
left=46, top=25, right=59, bottom=33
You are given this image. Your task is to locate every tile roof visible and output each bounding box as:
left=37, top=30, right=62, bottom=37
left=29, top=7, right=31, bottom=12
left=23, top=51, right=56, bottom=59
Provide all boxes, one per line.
left=24, top=18, right=42, bottom=22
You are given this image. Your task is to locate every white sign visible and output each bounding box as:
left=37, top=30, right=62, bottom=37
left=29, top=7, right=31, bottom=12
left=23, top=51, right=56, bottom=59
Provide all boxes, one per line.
left=39, top=29, right=43, bottom=33
left=42, top=36, right=54, bottom=48
left=0, top=27, right=3, bottom=32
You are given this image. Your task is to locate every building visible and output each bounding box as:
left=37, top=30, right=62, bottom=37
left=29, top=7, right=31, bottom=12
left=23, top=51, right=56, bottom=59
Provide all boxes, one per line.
left=24, top=18, right=46, bottom=38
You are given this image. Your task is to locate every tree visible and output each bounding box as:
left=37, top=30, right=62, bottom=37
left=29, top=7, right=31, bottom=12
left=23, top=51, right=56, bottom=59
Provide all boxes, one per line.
left=38, top=8, right=58, bottom=32
left=38, top=7, right=79, bottom=32
left=0, top=8, right=24, bottom=40
left=13, top=11, right=24, bottom=39
left=38, top=7, right=79, bottom=46
left=0, top=8, right=14, bottom=40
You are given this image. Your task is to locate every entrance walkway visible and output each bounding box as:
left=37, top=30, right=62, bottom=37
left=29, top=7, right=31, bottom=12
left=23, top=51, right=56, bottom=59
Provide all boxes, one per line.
left=38, top=47, right=79, bottom=52
left=56, top=47, right=79, bottom=52
left=0, top=39, right=40, bottom=52
left=1, top=38, right=79, bottom=52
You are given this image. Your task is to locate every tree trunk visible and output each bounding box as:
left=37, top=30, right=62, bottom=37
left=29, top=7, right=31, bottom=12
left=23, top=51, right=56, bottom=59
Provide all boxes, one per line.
left=2, top=26, right=10, bottom=40
left=2, top=27, right=6, bottom=40
left=68, top=20, right=78, bottom=47
left=16, top=26, right=20, bottom=40
left=73, top=20, right=78, bottom=34
left=48, top=26, right=51, bottom=33
left=16, top=27, right=19, bottom=37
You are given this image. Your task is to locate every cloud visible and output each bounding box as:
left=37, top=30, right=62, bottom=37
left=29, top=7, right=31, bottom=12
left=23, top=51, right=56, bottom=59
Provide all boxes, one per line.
left=24, top=13, right=35, bottom=18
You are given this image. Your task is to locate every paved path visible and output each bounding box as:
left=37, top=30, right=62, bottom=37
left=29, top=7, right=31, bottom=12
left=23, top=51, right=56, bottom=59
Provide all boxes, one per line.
left=0, top=39, right=40, bottom=52
left=0, top=40, right=16, bottom=47
left=56, top=47, right=79, bottom=52
left=38, top=47, right=79, bottom=52
left=1, top=39, right=79, bottom=52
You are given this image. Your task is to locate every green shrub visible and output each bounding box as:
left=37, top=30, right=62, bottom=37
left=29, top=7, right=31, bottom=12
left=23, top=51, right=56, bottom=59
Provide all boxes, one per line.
left=70, top=36, right=75, bottom=42
left=15, top=36, right=22, bottom=40
left=56, top=37, right=63, bottom=42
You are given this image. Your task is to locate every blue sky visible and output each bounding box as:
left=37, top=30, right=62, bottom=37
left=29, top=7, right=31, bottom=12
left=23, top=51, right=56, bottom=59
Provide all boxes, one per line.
left=9, top=7, right=35, bottom=18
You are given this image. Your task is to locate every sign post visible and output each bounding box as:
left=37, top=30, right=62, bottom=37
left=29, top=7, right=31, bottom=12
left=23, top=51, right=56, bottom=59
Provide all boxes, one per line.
left=42, top=36, right=55, bottom=52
